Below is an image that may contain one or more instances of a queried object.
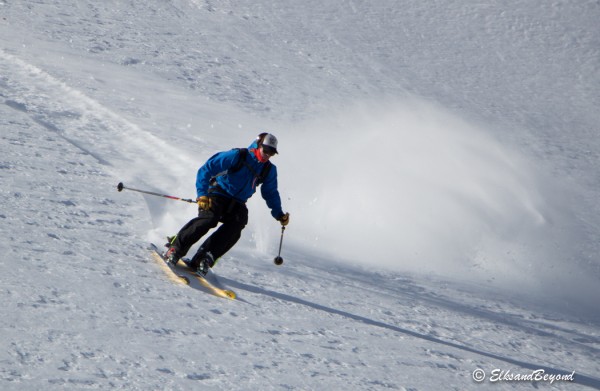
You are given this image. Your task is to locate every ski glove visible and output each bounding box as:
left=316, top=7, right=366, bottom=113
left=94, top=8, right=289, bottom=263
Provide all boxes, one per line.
left=278, top=212, right=290, bottom=226
left=197, top=196, right=212, bottom=211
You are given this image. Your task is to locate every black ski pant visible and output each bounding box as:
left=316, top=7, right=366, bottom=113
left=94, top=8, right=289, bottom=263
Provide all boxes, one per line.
left=172, top=195, right=248, bottom=263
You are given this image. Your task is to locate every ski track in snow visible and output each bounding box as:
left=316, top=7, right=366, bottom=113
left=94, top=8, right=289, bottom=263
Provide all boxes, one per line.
left=1, top=1, right=600, bottom=390
left=0, top=49, right=194, bottom=180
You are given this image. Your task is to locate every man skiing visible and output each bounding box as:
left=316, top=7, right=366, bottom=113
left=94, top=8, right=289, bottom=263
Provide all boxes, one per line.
left=165, top=133, right=290, bottom=276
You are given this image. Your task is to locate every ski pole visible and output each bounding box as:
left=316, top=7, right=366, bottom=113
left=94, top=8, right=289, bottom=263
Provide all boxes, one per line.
left=274, top=226, right=285, bottom=265
left=116, top=182, right=195, bottom=203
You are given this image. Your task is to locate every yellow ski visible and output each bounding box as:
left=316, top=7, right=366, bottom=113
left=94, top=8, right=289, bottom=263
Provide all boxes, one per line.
left=194, top=275, right=236, bottom=300
left=150, top=244, right=236, bottom=300
left=150, top=250, right=190, bottom=285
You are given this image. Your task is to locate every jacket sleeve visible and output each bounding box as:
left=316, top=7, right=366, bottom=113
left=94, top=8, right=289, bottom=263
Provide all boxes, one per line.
left=260, top=165, right=284, bottom=219
left=196, top=150, right=239, bottom=198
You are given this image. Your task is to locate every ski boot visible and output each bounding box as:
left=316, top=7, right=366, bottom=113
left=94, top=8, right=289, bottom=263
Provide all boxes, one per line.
left=164, top=246, right=180, bottom=266
left=164, top=236, right=177, bottom=249
left=192, top=251, right=215, bottom=277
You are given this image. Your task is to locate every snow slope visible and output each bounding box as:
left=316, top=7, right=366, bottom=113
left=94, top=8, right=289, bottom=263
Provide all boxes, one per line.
left=1, top=0, right=599, bottom=390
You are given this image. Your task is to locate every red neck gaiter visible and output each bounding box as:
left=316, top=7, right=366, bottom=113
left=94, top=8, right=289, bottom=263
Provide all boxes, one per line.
left=253, top=147, right=268, bottom=163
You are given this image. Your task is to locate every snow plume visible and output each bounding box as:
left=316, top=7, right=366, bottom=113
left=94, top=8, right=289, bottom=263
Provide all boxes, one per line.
left=274, top=97, right=599, bottom=313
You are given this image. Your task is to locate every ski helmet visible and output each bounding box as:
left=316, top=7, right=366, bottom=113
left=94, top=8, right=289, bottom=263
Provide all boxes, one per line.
left=257, top=132, right=278, bottom=154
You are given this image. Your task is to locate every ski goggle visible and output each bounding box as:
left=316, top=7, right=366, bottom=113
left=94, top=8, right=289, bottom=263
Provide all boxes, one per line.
left=262, top=145, right=277, bottom=156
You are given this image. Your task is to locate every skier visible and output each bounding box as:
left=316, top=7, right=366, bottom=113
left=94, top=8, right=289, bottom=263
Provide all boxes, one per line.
left=165, top=133, right=290, bottom=275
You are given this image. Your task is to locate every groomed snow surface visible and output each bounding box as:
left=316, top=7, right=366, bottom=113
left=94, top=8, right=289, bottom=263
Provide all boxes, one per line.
left=1, top=1, right=599, bottom=390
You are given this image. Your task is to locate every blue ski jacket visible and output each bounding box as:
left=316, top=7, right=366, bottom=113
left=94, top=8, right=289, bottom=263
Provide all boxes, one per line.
left=195, top=141, right=284, bottom=219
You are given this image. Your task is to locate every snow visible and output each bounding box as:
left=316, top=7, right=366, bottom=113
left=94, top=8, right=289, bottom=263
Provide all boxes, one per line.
left=1, top=0, right=599, bottom=390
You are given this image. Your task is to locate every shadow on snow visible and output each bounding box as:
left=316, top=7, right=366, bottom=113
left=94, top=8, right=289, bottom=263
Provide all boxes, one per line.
left=222, top=277, right=600, bottom=390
